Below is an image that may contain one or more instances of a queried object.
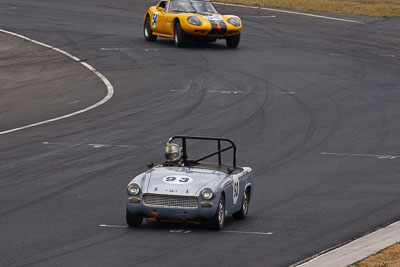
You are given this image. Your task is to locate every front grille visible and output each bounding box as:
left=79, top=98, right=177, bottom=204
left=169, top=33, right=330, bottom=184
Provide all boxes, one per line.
left=143, top=194, right=198, bottom=208
left=209, top=29, right=227, bottom=35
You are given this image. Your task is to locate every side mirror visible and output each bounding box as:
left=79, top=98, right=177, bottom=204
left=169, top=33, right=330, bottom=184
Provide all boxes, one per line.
left=147, top=162, right=154, bottom=169
left=227, top=167, right=234, bottom=174
left=157, top=6, right=164, bottom=12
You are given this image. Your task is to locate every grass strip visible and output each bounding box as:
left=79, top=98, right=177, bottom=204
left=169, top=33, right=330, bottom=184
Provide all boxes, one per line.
left=350, top=242, right=400, bottom=267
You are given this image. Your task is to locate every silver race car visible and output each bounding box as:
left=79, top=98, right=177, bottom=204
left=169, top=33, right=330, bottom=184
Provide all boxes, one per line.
left=126, top=136, right=254, bottom=230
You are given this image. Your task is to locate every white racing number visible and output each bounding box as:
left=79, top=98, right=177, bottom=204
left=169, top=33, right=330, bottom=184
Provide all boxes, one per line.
left=232, top=175, right=239, bottom=205
left=152, top=12, right=159, bottom=28
left=163, top=175, right=193, bottom=185
left=203, top=15, right=222, bottom=21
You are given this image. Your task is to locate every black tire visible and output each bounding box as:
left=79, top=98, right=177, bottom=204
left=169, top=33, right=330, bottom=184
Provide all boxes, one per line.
left=209, top=195, right=225, bottom=230
left=144, top=16, right=157, bottom=41
left=174, top=21, right=188, bottom=47
left=233, top=189, right=249, bottom=219
left=226, top=33, right=240, bottom=48
left=126, top=208, right=143, bottom=227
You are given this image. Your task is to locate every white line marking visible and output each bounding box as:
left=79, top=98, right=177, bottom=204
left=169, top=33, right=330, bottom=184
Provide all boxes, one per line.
left=42, top=141, right=162, bottom=149
left=169, top=229, right=272, bottom=235
left=221, top=230, right=273, bottom=235
left=0, top=29, right=115, bottom=135
left=214, top=2, right=362, bottom=23
left=169, top=230, right=192, bottom=234
left=99, top=224, right=272, bottom=235
left=259, top=7, right=362, bottom=23
left=100, top=48, right=129, bottom=51
left=169, top=230, right=183, bottom=233
left=321, top=152, right=400, bottom=160
left=215, top=3, right=258, bottom=9
left=171, top=90, right=295, bottom=94
left=208, top=90, right=243, bottom=94
left=268, top=91, right=295, bottom=94
left=0, top=7, right=18, bottom=9
left=246, top=15, right=276, bottom=18
left=99, top=224, right=128, bottom=228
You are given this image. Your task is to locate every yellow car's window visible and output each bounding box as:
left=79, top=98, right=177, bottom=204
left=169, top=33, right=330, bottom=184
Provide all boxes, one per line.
left=168, top=0, right=218, bottom=14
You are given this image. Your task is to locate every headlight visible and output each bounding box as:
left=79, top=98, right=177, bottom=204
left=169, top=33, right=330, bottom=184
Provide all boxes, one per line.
left=227, top=17, right=241, bottom=27
left=127, top=183, right=140, bottom=196
left=201, top=188, right=214, bottom=200
left=187, top=16, right=202, bottom=26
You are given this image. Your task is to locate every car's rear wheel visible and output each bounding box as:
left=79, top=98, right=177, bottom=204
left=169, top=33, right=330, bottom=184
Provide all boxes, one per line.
left=209, top=195, right=225, bottom=230
left=233, top=189, right=249, bottom=219
left=174, top=21, right=188, bottom=47
left=226, top=33, right=240, bottom=48
left=144, top=15, right=157, bottom=41
left=126, top=208, right=143, bottom=227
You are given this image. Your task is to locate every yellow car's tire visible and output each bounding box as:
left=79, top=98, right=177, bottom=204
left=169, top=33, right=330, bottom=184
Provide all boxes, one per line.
left=226, top=33, right=240, bottom=48
left=174, top=21, right=188, bottom=47
left=144, top=16, right=157, bottom=41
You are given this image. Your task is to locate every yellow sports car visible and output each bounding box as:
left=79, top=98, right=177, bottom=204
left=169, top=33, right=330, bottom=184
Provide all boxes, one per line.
left=143, top=0, right=242, bottom=48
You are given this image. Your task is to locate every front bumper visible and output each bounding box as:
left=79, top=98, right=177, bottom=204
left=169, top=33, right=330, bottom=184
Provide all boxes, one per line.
left=127, top=195, right=217, bottom=221
left=181, top=21, right=241, bottom=38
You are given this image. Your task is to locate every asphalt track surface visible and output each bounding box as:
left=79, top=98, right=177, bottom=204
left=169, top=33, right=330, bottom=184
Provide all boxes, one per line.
left=0, top=0, right=399, bottom=266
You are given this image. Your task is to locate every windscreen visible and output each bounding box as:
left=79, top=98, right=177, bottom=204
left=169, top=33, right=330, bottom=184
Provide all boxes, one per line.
left=168, top=0, right=218, bottom=14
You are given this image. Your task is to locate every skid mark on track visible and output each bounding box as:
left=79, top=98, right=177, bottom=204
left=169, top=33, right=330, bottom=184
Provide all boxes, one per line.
left=14, top=232, right=127, bottom=267
left=321, top=152, right=400, bottom=160
left=0, top=163, right=121, bottom=217
left=168, top=81, right=208, bottom=122
left=42, top=142, right=162, bottom=149
left=214, top=2, right=362, bottom=23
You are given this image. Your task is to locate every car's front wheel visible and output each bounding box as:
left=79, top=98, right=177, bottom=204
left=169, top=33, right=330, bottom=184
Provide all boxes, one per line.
left=144, top=15, right=157, bottom=41
left=209, top=195, right=225, bottom=230
left=233, top=189, right=249, bottom=219
left=174, top=21, right=188, bottom=47
left=126, top=208, right=143, bottom=227
left=226, top=33, right=240, bottom=48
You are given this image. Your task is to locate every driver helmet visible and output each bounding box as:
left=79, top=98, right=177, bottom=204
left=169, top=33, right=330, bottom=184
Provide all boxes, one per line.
left=165, top=143, right=182, bottom=163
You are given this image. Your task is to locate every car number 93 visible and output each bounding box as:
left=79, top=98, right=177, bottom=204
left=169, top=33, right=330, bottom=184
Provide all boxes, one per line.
left=162, top=175, right=193, bottom=184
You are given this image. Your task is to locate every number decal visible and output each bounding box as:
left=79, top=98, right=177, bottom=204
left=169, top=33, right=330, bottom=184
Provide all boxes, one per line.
left=163, top=175, right=193, bottom=184
left=152, top=12, right=159, bottom=28
left=203, top=15, right=222, bottom=21
left=232, top=175, right=239, bottom=205
left=179, top=177, right=189, bottom=183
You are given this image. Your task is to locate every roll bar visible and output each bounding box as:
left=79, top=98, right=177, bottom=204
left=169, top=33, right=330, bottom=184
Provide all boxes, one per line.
left=167, top=135, right=237, bottom=167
